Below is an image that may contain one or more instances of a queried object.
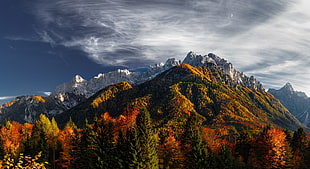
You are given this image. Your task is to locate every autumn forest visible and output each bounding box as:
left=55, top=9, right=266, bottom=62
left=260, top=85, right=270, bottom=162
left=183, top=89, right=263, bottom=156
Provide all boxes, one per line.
left=0, top=107, right=309, bottom=169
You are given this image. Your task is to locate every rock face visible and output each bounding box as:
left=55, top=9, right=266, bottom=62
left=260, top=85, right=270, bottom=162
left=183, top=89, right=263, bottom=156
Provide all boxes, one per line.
left=0, top=51, right=266, bottom=124
left=268, top=82, right=310, bottom=127
left=182, top=52, right=264, bottom=91
left=56, top=64, right=301, bottom=130
left=0, top=96, right=65, bottom=123
left=52, top=51, right=264, bottom=109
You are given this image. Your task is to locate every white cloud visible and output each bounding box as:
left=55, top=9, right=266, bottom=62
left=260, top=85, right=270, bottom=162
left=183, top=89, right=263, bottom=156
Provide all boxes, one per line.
left=28, top=0, right=310, bottom=95
left=0, top=96, right=16, bottom=101
left=42, top=92, right=52, bottom=96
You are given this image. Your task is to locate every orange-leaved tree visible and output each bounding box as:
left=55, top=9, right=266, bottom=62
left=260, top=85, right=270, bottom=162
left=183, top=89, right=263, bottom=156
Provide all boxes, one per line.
left=250, top=127, right=292, bottom=169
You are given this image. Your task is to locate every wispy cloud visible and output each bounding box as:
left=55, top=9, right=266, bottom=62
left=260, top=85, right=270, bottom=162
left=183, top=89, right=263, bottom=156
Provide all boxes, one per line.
left=42, top=92, right=51, bottom=96
left=27, top=0, right=310, bottom=95
left=0, top=96, right=16, bottom=101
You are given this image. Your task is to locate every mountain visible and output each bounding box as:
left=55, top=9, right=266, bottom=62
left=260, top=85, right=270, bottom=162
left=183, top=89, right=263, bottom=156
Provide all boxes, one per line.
left=56, top=63, right=302, bottom=131
left=0, top=54, right=180, bottom=123
left=268, top=83, right=310, bottom=127
left=0, top=52, right=295, bottom=129
left=51, top=52, right=264, bottom=109
left=0, top=96, right=66, bottom=124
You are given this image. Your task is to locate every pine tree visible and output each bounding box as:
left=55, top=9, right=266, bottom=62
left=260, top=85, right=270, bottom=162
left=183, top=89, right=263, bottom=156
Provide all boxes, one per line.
left=117, top=127, right=141, bottom=169
left=135, top=107, right=159, bottom=169
left=291, top=127, right=306, bottom=152
left=0, top=140, right=4, bottom=160
left=71, top=119, right=96, bottom=169
left=291, top=127, right=307, bottom=168
left=235, top=128, right=252, bottom=165
left=182, top=114, right=213, bottom=169
left=93, top=116, right=118, bottom=169
left=217, top=144, right=243, bottom=169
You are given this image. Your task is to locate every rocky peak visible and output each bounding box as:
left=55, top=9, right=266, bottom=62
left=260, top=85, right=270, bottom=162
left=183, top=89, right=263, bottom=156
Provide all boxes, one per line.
left=182, top=51, right=206, bottom=66
left=182, top=52, right=264, bottom=91
left=73, top=75, right=85, bottom=83
left=268, top=83, right=310, bottom=128
left=164, top=58, right=181, bottom=68
left=51, top=51, right=265, bottom=109
left=280, top=82, right=294, bottom=92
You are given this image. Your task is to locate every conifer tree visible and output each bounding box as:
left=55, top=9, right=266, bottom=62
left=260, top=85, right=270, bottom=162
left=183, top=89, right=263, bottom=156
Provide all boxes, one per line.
left=217, top=144, right=243, bottom=169
left=291, top=127, right=306, bottom=152
left=0, top=140, right=4, bottom=160
left=117, top=127, right=141, bottom=169
left=291, top=127, right=307, bottom=168
left=135, top=107, right=159, bottom=169
left=182, top=114, right=213, bottom=169
left=235, top=128, right=252, bottom=165
left=71, top=119, right=96, bottom=169
left=93, top=116, right=118, bottom=169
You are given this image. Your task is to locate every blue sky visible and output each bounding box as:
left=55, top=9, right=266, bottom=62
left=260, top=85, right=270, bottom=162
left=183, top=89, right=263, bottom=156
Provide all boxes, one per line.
left=1, top=0, right=310, bottom=104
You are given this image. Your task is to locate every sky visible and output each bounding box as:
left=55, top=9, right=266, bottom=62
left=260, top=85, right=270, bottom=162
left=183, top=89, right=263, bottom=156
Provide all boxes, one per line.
left=1, top=0, right=310, bottom=104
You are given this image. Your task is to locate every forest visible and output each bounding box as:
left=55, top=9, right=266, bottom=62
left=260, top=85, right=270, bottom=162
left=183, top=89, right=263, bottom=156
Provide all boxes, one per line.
left=0, top=107, right=309, bottom=169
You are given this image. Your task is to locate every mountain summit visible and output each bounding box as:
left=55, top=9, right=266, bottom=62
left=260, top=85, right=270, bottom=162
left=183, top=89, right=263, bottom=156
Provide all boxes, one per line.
left=51, top=52, right=264, bottom=109
left=56, top=63, right=301, bottom=130
left=281, top=82, right=294, bottom=92
left=269, top=83, right=310, bottom=127
left=0, top=52, right=293, bottom=127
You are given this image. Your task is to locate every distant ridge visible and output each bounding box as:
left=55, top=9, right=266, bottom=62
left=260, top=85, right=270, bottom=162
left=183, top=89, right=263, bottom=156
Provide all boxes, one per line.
left=269, top=83, right=310, bottom=128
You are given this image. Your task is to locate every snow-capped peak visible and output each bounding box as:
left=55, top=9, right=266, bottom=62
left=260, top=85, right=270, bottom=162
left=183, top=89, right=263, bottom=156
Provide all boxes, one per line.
left=72, top=75, right=85, bottom=83
left=51, top=51, right=264, bottom=109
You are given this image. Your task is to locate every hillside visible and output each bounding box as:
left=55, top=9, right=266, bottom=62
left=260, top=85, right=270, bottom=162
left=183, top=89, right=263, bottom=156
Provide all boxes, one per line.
left=56, top=63, right=302, bottom=132
left=0, top=96, right=66, bottom=124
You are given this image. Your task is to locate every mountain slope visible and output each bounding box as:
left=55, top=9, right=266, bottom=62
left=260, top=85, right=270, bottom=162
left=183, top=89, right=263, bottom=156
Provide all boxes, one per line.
left=51, top=52, right=264, bottom=109
left=0, top=96, right=66, bottom=123
left=56, top=64, right=302, bottom=131
left=268, top=82, right=310, bottom=127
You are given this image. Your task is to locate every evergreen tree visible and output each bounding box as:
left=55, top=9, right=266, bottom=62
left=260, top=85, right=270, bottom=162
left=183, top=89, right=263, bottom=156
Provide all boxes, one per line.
left=0, top=140, right=4, bottom=160
left=93, top=116, right=118, bottom=169
left=235, top=128, right=252, bottom=165
left=291, top=127, right=307, bottom=168
left=71, top=119, right=96, bottom=169
left=182, top=114, right=213, bottom=169
left=135, top=107, right=159, bottom=169
left=117, top=127, right=141, bottom=169
left=217, top=144, right=243, bottom=169
left=291, top=127, right=306, bottom=152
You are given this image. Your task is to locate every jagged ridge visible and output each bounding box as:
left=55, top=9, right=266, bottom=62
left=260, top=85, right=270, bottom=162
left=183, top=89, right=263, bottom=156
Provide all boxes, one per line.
left=0, top=52, right=266, bottom=124
left=56, top=64, right=301, bottom=131
left=269, top=82, right=310, bottom=128
left=52, top=52, right=264, bottom=109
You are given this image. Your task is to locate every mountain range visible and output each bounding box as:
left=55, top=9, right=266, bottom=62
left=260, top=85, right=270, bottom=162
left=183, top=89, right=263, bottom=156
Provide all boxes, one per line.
left=0, top=52, right=304, bottom=131
left=269, top=83, right=310, bottom=128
